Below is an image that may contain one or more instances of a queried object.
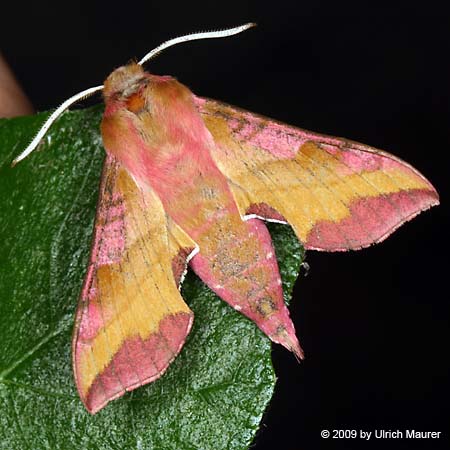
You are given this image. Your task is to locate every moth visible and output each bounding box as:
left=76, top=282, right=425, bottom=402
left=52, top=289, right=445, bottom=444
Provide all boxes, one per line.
left=14, top=24, right=439, bottom=414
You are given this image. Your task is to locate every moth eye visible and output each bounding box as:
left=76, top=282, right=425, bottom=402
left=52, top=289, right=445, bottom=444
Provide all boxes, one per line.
left=126, top=93, right=147, bottom=115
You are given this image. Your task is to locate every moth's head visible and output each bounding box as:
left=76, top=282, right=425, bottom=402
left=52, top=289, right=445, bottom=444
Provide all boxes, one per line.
left=103, top=63, right=146, bottom=100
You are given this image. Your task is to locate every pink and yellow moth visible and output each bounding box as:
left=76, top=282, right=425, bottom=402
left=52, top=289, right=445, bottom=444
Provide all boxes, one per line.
left=13, top=23, right=439, bottom=414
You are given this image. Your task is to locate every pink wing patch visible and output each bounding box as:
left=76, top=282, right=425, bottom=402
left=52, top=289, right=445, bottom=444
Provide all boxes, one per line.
left=82, top=312, right=192, bottom=413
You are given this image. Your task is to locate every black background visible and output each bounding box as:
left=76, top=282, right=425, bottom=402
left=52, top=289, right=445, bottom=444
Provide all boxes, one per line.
left=1, top=1, right=449, bottom=449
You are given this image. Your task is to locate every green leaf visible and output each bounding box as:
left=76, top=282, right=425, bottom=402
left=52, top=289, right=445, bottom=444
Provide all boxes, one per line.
left=0, top=107, right=303, bottom=450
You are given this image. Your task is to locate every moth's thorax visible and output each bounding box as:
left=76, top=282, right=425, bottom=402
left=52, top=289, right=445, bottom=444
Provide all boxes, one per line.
left=101, top=63, right=217, bottom=188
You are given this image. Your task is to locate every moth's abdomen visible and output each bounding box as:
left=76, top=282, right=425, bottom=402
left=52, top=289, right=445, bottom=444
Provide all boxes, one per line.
left=189, top=213, right=303, bottom=359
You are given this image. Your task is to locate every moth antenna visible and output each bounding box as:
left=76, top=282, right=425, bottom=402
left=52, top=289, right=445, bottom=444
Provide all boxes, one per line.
left=12, top=85, right=103, bottom=166
left=138, top=22, right=256, bottom=65
left=13, top=23, right=256, bottom=165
